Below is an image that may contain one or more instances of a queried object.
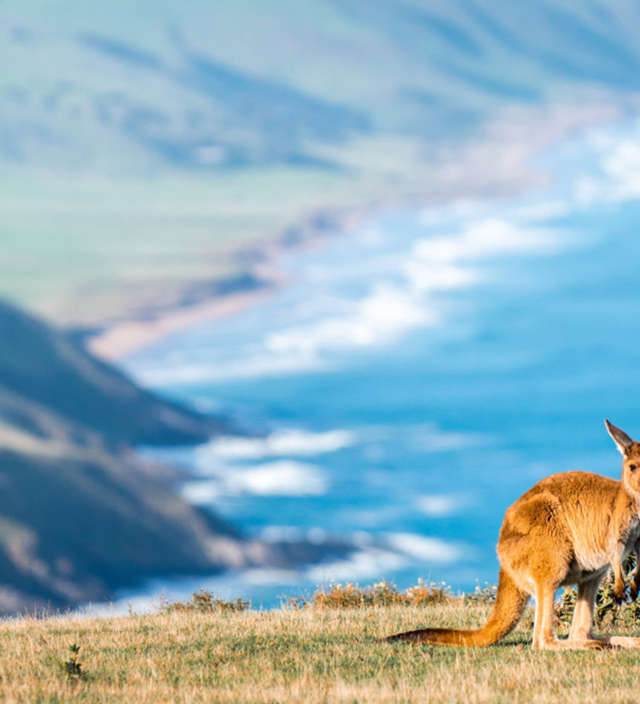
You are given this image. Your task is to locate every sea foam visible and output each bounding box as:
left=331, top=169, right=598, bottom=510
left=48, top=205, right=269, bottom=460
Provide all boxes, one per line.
left=225, top=460, right=328, bottom=496
left=182, top=460, right=328, bottom=498
left=414, top=494, right=463, bottom=517
left=195, top=428, right=355, bottom=463
left=384, top=533, right=464, bottom=563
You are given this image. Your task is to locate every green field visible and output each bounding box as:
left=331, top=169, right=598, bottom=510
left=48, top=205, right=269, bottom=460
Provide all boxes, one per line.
left=3, top=1, right=638, bottom=325
left=4, top=596, right=640, bottom=704
left=0, top=140, right=430, bottom=325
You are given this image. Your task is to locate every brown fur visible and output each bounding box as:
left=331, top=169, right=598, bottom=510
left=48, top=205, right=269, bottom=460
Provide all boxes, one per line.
left=385, top=420, right=640, bottom=650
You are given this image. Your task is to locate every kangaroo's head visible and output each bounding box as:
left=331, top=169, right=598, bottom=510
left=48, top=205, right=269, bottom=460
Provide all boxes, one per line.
left=605, top=419, right=640, bottom=493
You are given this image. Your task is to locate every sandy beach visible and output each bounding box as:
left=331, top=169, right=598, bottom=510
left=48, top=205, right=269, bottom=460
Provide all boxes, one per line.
left=86, top=206, right=368, bottom=361
left=88, top=284, right=277, bottom=361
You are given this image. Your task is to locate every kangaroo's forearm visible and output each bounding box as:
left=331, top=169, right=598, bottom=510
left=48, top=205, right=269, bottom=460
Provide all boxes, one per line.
left=612, top=545, right=626, bottom=602
left=630, top=542, right=640, bottom=600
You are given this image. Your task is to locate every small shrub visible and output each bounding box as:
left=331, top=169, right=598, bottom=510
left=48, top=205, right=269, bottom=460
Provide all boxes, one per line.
left=464, top=583, right=498, bottom=606
left=61, top=643, right=85, bottom=682
left=288, top=579, right=454, bottom=609
left=555, top=587, right=576, bottom=626
left=555, top=559, right=640, bottom=631
left=164, top=589, right=249, bottom=614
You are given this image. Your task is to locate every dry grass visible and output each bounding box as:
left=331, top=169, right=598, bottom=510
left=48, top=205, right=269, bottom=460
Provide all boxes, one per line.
left=2, top=589, right=640, bottom=703
left=285, top=580, right=453, bottom=609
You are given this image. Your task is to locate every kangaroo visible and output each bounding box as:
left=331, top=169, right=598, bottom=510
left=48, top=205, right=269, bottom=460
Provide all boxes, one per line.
left=386, top=420, right=640, bottom=650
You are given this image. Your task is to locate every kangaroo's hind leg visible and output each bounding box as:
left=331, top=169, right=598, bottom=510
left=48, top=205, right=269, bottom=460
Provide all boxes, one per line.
left=568, top=577, right=601, bottom=642
left=569, top=576, right=640, bottom=648
left=532, top=580, right=561, bottom=650
left=533, top=580, right=607, bottom=650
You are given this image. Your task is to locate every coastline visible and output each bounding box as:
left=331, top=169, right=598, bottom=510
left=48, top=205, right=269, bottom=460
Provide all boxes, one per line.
left=86, top=205, right=371, bottom=361
left=72, top=105, right=640, bottom=612
left=83, top=100, right=630, bottom=363
left=88, top=282, right=278, bottom=361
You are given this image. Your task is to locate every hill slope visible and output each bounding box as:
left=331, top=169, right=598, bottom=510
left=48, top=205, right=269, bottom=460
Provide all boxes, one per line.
left=0, top=299, right=225, bottom=447
left=0, top=301, right=346, bottom=613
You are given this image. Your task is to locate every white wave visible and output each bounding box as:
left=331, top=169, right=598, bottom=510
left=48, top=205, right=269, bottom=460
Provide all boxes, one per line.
left=259, top=218, right=558, bottom=367
left=195, top=428, right=355, bottom=463
left=414, top=494, right=463, bottom=517
left=307, top=532, right=465, bottom=584
left=568, top=119, right=640, bottom=205
left=404, top=261, right=477, bottom=292
left=305, top=548, right=407, bottom=583
left=181, top=479, right=221, bottom=505
left=601, top=137, right=640, bottom=200
left=384, top=533, right=463, bottom=563
left=225, top=460, right=328, bottom=496
left=265, top=283, right=432, bottom=355
left=462, top=218, right=559, bottom=256
left=412, top=218, right=558, bottom=265
left=183, top=456, right=330, bottom=499
left=130, top=204, right=568, bottom=387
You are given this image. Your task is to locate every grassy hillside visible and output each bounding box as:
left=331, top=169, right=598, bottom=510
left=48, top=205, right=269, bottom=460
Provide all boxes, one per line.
left=3, top=1, right=640, bottom=323
left=4, top=597, right=640, bottom=703
left=0, top=300, right=225, bottom=446
left=0, top=301, right=350, bottom=614
left=0, top=300, right=227, bottom=612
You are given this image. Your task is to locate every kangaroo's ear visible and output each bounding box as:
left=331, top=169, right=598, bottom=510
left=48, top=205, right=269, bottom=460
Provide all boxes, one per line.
left=605, top=419, right=634, bottom=456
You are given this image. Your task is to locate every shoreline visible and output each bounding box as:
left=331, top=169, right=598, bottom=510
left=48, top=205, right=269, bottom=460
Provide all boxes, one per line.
left=75, top=104, right=640, bottom=616
left=82, top=101, right=633, bottom=363
left=87, top=281, right=278, bottom=361
left=86, top=204, right=373, bottom=361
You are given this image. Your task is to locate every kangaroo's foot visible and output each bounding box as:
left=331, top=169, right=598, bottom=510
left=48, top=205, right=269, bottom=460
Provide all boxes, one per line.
left=534, top=638, right=613, bottom=651
left=595, top=636, right=640, bottom=648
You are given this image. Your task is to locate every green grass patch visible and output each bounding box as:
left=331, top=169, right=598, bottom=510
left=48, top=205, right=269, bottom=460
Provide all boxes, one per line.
left=2, top=578, right=640, bottom=702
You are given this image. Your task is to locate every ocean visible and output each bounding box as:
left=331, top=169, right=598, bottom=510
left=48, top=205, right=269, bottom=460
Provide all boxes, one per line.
left=116, top=116, right=640, bottom=610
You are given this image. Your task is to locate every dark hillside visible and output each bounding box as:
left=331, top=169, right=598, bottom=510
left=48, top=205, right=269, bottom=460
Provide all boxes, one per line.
left=0, top=449, right=229, bottom=611
left=0, top=302, right=348, bottom=613
left=0, top=300, right=225, bottom=446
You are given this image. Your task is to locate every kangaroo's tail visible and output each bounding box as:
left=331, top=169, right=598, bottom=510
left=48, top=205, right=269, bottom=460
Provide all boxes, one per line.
left=385, top=568, right=528, bottom=647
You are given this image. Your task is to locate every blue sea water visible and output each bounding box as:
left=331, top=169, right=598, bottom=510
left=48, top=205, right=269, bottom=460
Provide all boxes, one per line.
left=119, top=118, right=640, bottom=610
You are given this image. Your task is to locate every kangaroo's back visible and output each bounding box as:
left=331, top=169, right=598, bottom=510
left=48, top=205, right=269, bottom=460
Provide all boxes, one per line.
left=498, top=471, right=620, bottom=577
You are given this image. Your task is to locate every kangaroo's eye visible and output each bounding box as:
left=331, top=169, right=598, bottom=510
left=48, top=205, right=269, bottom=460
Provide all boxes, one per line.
left=630, top=464, right=637, bottom=471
